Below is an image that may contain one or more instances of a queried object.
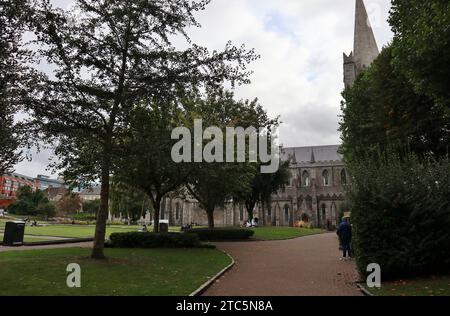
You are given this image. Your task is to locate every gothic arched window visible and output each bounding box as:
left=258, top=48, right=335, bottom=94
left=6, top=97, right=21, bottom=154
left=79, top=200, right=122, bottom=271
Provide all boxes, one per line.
left=321, top=204, right=327, bottom=220
left=302, top=171, right=310, bottom=187
left=341, top=169, right=347, bottom=185
left=322, top=170, right=330, bottom=186
left=175, top=202, right=180, bottom=220
left=284, top=205, right=290, bottom=221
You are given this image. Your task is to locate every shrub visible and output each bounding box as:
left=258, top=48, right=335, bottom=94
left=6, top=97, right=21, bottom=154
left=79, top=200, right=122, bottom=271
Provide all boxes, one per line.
left=348, top=152, right=450, bottom=280
left=186, top=228, right=254, bottom=241
left=69, top=213, right=97, bottom=222
left=108, top=232, right=202, bottom=248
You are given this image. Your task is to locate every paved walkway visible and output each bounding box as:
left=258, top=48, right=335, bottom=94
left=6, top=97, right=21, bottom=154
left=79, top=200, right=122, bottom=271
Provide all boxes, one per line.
left=0, top=242, right=93, bottom=252
left=204, top=233, right=362, bottom=296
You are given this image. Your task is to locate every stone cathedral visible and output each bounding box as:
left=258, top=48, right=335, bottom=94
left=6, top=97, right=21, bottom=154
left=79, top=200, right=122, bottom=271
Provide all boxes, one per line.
left=158, top=0, right=380, bottom=228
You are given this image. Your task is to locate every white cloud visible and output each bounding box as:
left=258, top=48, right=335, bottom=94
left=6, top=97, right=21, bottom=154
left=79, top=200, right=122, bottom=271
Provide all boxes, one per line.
left=14, top=0, right=393, bottom=176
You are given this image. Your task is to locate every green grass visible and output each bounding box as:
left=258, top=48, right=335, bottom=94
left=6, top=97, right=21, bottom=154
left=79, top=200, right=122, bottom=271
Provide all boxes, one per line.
left=2, top=219, right=325, bottom=241
left=250, top=227, right=325, bottom=240
left=365, top=276, right=450, bottom=296
left=0, top=247, right=230, bottom=296
left=0, top=221, right=180, bottom=239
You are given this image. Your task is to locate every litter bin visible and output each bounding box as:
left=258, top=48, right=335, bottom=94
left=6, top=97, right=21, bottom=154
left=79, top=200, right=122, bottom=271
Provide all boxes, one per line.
left=159, top=223, right=169, bottom=233
left=3, top=221, right=25, bottom=246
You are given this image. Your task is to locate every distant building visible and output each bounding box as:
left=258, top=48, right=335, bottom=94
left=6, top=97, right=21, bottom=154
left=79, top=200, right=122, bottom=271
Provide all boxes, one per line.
left=158, top=146, right=347, bottom=228
left=0, top=173, right=40, bottom=209
left=79, top=187, right=101, bottom=201
left=36, top=174, right=66, bottom=190
left=45, top=187, right=69, bottom=203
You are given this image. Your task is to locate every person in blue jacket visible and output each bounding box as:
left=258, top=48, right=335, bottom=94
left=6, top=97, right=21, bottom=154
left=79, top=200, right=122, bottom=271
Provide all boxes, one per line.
left=337, top=217, right=352, bottom=260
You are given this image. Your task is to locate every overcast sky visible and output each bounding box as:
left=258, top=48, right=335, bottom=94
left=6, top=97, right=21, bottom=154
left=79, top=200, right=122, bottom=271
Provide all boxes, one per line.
left=14, top=0, right=393, bottom=177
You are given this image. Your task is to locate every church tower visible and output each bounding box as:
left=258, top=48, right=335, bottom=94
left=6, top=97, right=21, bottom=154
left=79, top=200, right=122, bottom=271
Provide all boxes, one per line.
left=343, top=0, right=379, bottom=88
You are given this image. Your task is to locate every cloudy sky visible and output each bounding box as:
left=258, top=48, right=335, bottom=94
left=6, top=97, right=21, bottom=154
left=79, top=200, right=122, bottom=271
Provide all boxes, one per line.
left=14, top=0, right=393, bottom=177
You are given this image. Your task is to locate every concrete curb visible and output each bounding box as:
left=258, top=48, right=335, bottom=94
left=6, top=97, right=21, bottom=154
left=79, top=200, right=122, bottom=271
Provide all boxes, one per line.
left=22, top=238, right=94, bottom=246
left=357, top=283, right=375, bottom=296
left=189, top=249, right=235, bottom=297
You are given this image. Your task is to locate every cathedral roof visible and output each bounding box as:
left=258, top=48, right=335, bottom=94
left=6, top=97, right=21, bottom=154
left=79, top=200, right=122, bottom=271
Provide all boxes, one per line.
left=281, top=145, right=343, bottom=163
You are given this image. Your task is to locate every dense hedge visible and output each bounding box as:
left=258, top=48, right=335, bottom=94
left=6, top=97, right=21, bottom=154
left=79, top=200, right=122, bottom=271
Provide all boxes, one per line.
left=186, top=228, right=254, bottom=241
left=108, top=232, right=202, bottom=248
left=348, top=153, right=450, bottom=279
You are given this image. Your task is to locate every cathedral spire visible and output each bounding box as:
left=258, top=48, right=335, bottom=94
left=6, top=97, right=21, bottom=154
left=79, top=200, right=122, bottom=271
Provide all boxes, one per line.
left=343, top=0, right=379, bottom=88
left=353, top=0, right=379, bottom=70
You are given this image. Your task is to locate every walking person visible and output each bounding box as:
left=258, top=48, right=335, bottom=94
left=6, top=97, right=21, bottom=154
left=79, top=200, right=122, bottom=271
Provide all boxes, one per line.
left=337, top=216, right=352, bottom=260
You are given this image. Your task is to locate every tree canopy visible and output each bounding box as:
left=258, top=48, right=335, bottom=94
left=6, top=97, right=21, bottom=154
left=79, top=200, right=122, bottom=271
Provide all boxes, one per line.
left=25, top=0, right=258, bottom=258
left=0, top=0, right=31, bottom=174
left=183, top=88, right=279, bottom=228
left=390, top=0, right=450, bottom=107
left=340, top=46, right=450, bottom=162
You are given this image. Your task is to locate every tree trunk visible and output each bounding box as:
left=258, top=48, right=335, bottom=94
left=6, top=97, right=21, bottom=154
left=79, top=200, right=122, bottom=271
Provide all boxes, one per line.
left=91, top=157, right=110, bottom=259
left=245, top=200, right=256, bottom=224
left=261, top=201, right=266, bottom=226
left=207, top=209, right=215, bottom=229
left=153, top=197, right=162, bottom=233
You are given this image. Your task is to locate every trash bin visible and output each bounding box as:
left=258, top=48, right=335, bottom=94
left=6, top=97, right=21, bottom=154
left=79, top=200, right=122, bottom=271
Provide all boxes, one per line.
left=3, top=221, right=25, bottom=246
left=159, top=223, right=169, bottom=233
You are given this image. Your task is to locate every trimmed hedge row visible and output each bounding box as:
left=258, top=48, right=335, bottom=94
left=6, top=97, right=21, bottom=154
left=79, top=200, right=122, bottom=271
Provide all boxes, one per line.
left=108, top=232, right=203, bottom=248
left=186, top=228, right=254, bottom=241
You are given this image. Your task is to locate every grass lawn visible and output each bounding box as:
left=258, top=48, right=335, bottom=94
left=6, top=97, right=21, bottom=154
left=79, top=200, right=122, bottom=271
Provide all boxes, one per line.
left=0, top=247, right=230, bottom=296
left=1, top=218, right=325, bottom=241
left=365, top=276, right=450, bottom=296
left=250, top=227, right=325, bottom=240
left=0, top=220, right=180, bottom=239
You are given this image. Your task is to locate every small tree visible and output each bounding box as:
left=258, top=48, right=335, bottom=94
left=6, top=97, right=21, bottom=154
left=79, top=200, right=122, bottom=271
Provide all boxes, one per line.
left=116, top=101, right=191, bottom=232
left=56, top=193, right=82, bottom=215
left=109, top=177, right=152, bottom=224
left=184, top=88, right=273, bottom=228
left=8, top=186, right=56, bottom=218
left=82, top=199, right=101, bottom=214
left=242, top=160, right=291, bottom=223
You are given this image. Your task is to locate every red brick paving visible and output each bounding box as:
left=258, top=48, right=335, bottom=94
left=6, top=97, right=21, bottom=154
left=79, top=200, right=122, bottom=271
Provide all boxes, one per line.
left=203, top=233, right=362, bottom=296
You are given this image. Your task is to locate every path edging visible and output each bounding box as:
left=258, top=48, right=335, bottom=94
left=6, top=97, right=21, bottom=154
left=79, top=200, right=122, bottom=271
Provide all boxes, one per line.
left=21, top=238, right=94, bottom=247
left=189, top=249, right=235, bottom=296
left=357, top=283, right=375, bottom=296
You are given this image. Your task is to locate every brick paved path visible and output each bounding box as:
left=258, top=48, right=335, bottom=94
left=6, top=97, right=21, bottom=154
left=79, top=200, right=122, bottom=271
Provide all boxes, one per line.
left=204, top=233, right=362, bottom=296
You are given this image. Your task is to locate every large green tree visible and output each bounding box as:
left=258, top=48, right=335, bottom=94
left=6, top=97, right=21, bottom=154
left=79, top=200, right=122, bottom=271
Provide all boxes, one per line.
left=389, top=0, right=450, bottom=106
left=26, top=0, right=257, bottom=258
left=340, top=46, right=450, bottom=162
